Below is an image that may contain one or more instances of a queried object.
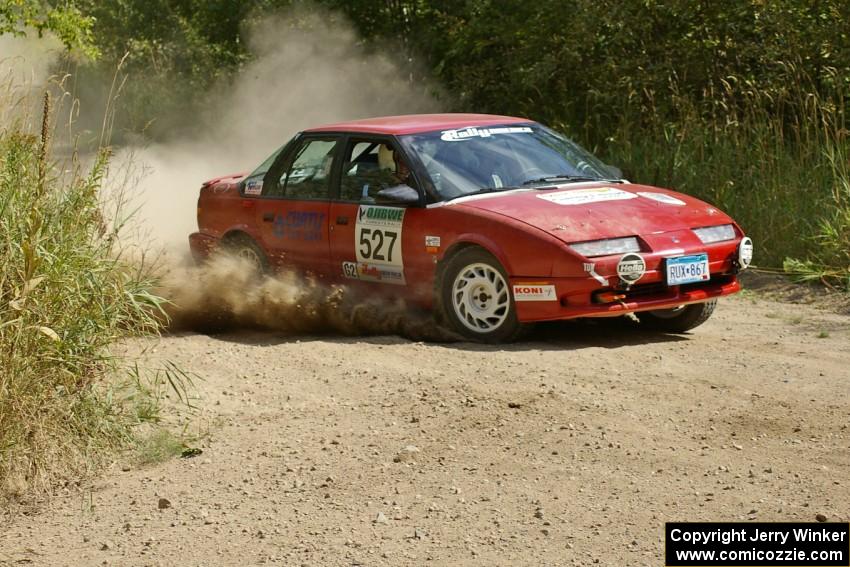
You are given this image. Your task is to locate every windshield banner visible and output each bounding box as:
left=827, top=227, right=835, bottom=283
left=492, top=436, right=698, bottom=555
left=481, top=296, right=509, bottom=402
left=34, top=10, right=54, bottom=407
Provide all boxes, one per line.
left=441, top=126, right=533, bottom=142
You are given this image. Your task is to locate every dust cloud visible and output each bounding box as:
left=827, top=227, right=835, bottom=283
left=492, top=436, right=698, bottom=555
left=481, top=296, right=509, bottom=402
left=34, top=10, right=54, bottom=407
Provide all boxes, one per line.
left=0, top=32, right=62, bottom=130
left=3, top=10, right=450, bottom=340
left=131, top=8, right=447, bottom=339
left=161, top=254, right=457, bottom=342
left=123, top=8, right=439, bottom=248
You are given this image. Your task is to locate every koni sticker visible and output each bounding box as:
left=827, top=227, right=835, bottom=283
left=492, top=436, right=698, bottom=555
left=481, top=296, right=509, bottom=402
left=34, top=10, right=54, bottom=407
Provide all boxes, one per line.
left=512, top=284, right=557, bottom=302
left=441, top=126, right=533, bottom=142
left=537, top=187, right=637, bottom=206
left=637, top=192, right=686, bottom=206
left=425, top=235, right=441, bottom=248
left=355, top=205, right=405, bottom=284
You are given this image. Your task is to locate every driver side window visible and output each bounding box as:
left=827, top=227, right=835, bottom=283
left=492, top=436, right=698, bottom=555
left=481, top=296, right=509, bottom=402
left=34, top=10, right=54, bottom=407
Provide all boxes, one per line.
left=339, top=140, right=400, bottom=202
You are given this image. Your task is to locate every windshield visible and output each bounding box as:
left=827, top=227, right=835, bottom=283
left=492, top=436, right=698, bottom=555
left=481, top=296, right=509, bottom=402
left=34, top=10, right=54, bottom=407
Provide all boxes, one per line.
left=399, top=123, right=615, bottom=201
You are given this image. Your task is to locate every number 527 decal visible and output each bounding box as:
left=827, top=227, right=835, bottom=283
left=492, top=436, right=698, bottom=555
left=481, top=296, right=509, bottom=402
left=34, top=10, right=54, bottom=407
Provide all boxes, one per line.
left=359, top=228, right=398, bottom=262
left=352, top=205, right=406, bottom=284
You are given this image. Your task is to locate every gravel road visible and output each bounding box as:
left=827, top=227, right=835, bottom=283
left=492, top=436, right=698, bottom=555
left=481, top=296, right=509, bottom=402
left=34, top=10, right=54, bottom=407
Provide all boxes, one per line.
left=2, top=290, right=849, bottom=566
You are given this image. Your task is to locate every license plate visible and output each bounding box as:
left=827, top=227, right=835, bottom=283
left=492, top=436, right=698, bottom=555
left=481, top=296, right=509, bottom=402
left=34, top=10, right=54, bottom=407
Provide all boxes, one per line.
left=666, top=253, right=710, bottom=285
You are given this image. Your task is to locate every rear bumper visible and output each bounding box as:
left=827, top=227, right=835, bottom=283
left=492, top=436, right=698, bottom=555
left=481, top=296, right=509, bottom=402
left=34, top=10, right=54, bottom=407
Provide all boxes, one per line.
left=189, top=232, right=218, bottom=263
left=511, top=273, right=741, bottom=322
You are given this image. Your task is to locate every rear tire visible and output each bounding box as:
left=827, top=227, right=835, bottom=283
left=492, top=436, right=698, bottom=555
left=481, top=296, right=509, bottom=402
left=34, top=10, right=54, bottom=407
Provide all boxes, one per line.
left=437, top=247, right=527, bottom=343
left=192, top=235, right=269, bottom=333
left=219, top=234, right=269, bottom=275
left=639, top=299, right=717, bottom=333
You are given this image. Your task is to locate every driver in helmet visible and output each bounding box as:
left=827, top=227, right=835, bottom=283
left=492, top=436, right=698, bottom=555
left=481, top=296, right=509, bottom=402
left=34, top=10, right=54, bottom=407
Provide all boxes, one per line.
left=378, top=144, right=413, bottom=187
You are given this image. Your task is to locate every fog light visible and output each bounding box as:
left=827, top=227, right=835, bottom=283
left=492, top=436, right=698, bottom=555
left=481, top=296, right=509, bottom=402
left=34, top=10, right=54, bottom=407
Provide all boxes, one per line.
left=738, top=236, right=753, bottom=269
left=595, top=291, right=627, bottom=304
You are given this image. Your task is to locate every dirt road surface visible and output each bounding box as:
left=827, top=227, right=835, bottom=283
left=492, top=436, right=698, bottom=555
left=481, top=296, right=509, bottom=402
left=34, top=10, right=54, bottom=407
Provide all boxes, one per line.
left=2, top=291, right=849, bottom=566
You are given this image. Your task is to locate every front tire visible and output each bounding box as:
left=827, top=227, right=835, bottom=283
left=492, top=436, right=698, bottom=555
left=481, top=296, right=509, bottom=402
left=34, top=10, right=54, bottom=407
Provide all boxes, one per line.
left=639, top=299, right=717, bottom=333
left=437, top=247, right=526, bottom=343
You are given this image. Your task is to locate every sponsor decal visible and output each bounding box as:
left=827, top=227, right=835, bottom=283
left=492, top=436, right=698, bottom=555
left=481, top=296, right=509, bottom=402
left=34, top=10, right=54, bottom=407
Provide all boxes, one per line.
left=617, top=253, right=646, bottom=284
left=512, top=284, right=557, bottom=302
left=244, top=179, right=263, bottom=195
left=441, top=126, right=533, bottom=142
left=425, top=235, right=441, bottom=247
left=357, top=206, right=404, bottom=226
left=583, top=262, right=609, bottom=286
left=342, top=261, right=405, bottom=284
left=355, top=206, right=405, bottom=283
left=273, top=211, right=326, bottom=241
left=637, top=192, right=686, bottom=206
left=537, top=187, right=638, bottom=206
left=342, top=261, right=359, bottom=279
left=358, top=263, right=405, bottom=284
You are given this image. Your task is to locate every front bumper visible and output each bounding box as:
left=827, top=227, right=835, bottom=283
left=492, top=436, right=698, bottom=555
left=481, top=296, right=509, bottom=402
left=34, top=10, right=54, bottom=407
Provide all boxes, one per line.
left=511, top=250, right=742, bottom=322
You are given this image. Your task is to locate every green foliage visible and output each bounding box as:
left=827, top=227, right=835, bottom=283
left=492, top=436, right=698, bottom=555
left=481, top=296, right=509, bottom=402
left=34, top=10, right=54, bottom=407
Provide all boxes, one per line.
left=601, top=81, right=849, bottom=275
left=0, top=98, right=170, bottom=497
left=72, top=0, right=292, bottom=139
left=0, top=0, right=99, bottom=57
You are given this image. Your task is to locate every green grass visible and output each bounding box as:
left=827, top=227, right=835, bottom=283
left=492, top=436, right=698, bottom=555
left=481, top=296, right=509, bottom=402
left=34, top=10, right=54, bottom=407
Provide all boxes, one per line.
left=0, top=93, right=173, bottom=499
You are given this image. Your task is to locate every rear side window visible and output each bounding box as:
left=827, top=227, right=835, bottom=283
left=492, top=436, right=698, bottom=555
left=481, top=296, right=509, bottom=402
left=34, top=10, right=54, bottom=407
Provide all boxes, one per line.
left=264, top=138, right=338, bottom=199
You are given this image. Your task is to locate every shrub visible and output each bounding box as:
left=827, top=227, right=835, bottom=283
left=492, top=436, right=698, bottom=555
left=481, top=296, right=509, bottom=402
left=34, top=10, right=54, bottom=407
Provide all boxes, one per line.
left=0, top=95, right=167, bottom=497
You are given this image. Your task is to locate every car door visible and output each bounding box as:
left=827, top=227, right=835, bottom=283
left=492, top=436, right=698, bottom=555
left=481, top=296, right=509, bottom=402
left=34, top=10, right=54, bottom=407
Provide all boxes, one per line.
left=329, top=136, right=417, bottom=287
left=256, top=135, right=341, bottom=277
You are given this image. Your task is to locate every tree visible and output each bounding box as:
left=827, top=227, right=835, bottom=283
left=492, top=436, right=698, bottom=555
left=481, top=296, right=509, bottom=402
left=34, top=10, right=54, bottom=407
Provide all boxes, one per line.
left=1, top=0, right=98, bottom=57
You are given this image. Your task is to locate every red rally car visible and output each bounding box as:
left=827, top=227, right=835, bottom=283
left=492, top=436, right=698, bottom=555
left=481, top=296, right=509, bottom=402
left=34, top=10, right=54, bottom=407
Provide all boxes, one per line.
left=190, top=113, right=753, bottom=342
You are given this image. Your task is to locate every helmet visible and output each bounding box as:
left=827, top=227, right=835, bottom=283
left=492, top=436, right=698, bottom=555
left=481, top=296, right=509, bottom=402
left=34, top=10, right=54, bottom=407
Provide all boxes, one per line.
left=378, top=144, right=396, bottom=172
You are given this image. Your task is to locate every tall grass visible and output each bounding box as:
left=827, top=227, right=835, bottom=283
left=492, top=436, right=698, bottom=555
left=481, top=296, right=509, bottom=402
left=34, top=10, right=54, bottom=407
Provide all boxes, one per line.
left=0, top=92, right=168, bottom=498
left=597, top=65, right=850, bottom=288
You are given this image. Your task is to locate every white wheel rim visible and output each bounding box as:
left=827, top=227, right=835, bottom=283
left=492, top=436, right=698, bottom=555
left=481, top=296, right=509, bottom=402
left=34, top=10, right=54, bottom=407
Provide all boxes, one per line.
left=237, top=247, right=262, bottom=272
left=451, top=262, right=510, bottom=333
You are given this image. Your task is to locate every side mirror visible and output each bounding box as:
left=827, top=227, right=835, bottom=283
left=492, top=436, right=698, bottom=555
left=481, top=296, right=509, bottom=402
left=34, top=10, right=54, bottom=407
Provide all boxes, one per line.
left=375, top=184, right=420, bottom=205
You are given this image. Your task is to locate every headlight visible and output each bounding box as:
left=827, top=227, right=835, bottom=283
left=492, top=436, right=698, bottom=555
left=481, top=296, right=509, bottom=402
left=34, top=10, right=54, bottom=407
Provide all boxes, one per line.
left=692, top=224, right=736, bottom=244
left=569, top=236, right=640, bottom=257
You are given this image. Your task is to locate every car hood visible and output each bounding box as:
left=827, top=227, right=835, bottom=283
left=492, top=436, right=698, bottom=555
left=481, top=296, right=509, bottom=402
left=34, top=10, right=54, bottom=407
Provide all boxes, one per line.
left=451, top=182, right=733, bottom=243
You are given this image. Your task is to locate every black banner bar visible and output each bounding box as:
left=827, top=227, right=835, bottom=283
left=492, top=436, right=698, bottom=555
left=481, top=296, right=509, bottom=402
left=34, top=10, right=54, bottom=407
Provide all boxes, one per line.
left=666, top=522, right=849, bottom=566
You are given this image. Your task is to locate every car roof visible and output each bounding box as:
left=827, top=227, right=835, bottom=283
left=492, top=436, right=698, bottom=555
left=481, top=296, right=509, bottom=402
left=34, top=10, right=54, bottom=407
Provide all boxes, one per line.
left=304, top=113, right=533, bottom=136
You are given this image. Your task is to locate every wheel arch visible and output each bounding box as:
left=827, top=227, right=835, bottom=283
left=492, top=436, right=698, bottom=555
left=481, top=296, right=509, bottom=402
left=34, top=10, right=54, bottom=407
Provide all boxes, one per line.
left=220, top=228, right=261, bottom=247
left=436, top=236, right=513, bottom=286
